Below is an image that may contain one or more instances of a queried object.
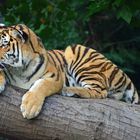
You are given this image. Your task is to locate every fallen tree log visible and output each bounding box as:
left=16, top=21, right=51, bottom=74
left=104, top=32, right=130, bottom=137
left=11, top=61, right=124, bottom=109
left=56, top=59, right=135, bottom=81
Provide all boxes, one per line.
left=0, top=85, right=140, bottom=140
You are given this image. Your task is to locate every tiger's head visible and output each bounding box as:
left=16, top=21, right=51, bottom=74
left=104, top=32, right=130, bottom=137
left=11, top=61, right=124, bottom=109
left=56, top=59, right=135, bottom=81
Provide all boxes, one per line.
left=0, top=24, right=45, bottom=67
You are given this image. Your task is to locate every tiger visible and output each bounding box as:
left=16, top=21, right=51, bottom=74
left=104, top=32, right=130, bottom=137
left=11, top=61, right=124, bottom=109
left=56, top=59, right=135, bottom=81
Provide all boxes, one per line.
left=0, top=24, right=139, bottom=119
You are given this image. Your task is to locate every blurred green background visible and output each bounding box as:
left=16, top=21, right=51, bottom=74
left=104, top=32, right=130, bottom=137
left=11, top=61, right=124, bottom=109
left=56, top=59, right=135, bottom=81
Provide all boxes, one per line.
left=0, top=0, right=140, bottom=92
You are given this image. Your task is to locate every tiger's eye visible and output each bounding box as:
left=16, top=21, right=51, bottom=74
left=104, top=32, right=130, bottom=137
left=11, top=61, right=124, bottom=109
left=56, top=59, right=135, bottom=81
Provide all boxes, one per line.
left=7, top=48, right=10, bottom=51
left=10, top=38, right=13, bottom=41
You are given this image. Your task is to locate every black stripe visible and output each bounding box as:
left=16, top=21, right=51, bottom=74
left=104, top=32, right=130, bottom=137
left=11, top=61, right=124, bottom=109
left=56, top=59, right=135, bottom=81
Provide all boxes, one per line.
left=109, top=67, right=119, bottom=86
left=29, top=40, right=36, bottom=53
left=57, top=51, right=67, bottom=65
left=82, top=82, right=105, bottom=91
left=52, top=50, right=63, bottom=71
left=91, top=57, right=105, bottom=62
left=76, top=71, right=105, bottom=84
left=100, top=62, right=113, bottom=72
left=126, top=82, right=131, bottom=90
left=90, top=83, right=105, bottom=90
left=40, top=70, right=49, bottom=78
left=115, top=75, right=127, bottom=90
left=15, top=41, right=19, bottom=63
left=24, top=59, right=33, bottom=70
left=74, top=53, right=104, bottom=74
left=71, top=44, right=77, bottom=54
left=4, top=67, right=16, bottom=82
left=114, top=73, right=124, bottom=87
left=79, top=76, right=105, bottom=88
left=91, top=53, right=100, bottom=58
left=66, top=69, right=71, bottom=77
left=12, top=43, right=15, bottom=53
left=65, top=76, right=70, bottom=86
left=80, top=77, right=105, bottom=90
left=50, top=73, right=55, bottom=78
left=27, top=27, right=38, bottom=54
left=69, top=46, right=81, bottom=71
left=75, top=62, right=105, bottom=78
left=71, top=47, right=89, bottom=74
left=27, top=54, right=45, bottom=81
left=92, top=88, right=101, bottom=94
left=80, top=77, right=102, bottom=83
left=47, top=52, right=57, bottom=67
left=3, top=70, right=11, bottom=83
left=18, top=24, right=23, bottom=30
left=69, top=60, right=74, bottom=73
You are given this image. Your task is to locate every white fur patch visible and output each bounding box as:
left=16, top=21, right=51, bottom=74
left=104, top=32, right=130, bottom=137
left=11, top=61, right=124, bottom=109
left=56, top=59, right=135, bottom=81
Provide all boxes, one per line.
left=1, top=34, right=10, bottom=46
left=29, top=79, right=43, bottom=92
left=0, top=23, right=5, bottom=27
left=125, top=89, right=133, bottom=99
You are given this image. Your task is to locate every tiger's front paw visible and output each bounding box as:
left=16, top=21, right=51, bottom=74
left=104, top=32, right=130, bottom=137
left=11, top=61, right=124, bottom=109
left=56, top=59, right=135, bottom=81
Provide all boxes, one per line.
left=20, top=92, right=44, bottom=119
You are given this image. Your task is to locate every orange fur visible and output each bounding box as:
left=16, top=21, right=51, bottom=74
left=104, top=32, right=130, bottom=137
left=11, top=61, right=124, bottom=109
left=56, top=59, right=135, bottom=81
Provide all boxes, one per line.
left=0, top=24, right=139, bottom=119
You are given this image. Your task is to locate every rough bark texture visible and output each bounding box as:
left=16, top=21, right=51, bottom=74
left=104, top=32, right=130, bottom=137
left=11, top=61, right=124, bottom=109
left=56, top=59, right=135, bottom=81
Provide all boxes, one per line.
left=0, top=85, right=140, bottom=140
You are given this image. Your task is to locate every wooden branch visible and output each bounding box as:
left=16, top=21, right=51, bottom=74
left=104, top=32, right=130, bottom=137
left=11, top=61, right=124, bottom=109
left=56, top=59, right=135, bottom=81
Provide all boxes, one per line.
left=0, top=86, right=140, bottom=140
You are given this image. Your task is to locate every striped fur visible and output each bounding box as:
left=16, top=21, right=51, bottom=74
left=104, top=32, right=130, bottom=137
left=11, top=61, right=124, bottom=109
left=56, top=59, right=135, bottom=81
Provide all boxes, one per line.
left=0, top=24, right=139, bottom=119
left=48, top=45, right=139, bottom=104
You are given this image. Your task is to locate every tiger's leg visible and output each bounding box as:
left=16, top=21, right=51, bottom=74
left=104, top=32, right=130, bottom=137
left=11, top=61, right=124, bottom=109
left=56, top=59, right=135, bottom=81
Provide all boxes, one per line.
left=20, top=76, right=63, bottom=119
left=0, top=71, right=6, bottom=93
left=62, top=86, right=108, bottom=99
left=63, top=45, right=108, bottom=99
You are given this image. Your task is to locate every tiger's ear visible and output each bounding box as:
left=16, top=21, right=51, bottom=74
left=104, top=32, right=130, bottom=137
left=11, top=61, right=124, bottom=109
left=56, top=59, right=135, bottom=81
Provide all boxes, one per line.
left=11, top=29, right=28, bottom=43
left=21, top=30, right=28, bottom=42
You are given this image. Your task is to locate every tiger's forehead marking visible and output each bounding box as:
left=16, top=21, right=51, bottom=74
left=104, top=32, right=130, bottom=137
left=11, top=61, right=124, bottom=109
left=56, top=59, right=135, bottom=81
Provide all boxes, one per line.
left=0, top=28, right=11, bottom=47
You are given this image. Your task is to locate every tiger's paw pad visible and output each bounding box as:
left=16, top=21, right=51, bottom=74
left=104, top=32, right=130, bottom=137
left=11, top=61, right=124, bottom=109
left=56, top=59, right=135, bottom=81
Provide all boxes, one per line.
left=20, top=92, right=44, bottom=119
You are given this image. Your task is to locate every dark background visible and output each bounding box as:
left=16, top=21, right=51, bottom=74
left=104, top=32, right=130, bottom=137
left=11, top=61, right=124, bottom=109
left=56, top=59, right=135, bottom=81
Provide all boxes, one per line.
left=0, top=0, right=140, bottom=93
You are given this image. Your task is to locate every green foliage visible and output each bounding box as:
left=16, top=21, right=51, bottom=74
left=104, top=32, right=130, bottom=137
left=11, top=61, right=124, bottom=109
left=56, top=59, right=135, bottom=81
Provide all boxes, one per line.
left=0, top=0, right=140, bottom=49
left=87, top=0, right=140, bottom=24
left=0, top=0, right=84, bottom=49
left=0, top=0, right=140, bottom=89
left=117, top=5, right=133, bottom=23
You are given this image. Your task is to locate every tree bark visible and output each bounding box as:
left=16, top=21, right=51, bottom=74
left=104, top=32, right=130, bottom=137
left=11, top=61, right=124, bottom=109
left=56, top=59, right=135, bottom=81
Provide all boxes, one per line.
left=0, top=86, right=140, bottom=140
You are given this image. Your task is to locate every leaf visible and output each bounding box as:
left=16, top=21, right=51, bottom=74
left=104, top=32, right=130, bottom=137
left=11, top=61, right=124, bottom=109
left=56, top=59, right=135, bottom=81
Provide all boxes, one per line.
left=117, top=6, right=133, bottom=24
left=87, top=0, right=110, bottom=17
left=113, top=0, right=124, bottom=7
left=35, top=24, right=46, bottom=34
left=122, top=68, right=135, bottom=73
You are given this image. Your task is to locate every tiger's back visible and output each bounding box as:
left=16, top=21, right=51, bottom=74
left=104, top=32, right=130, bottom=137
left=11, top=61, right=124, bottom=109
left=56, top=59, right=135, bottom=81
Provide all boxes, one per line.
left=48, top=45, right=139, bottom=104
